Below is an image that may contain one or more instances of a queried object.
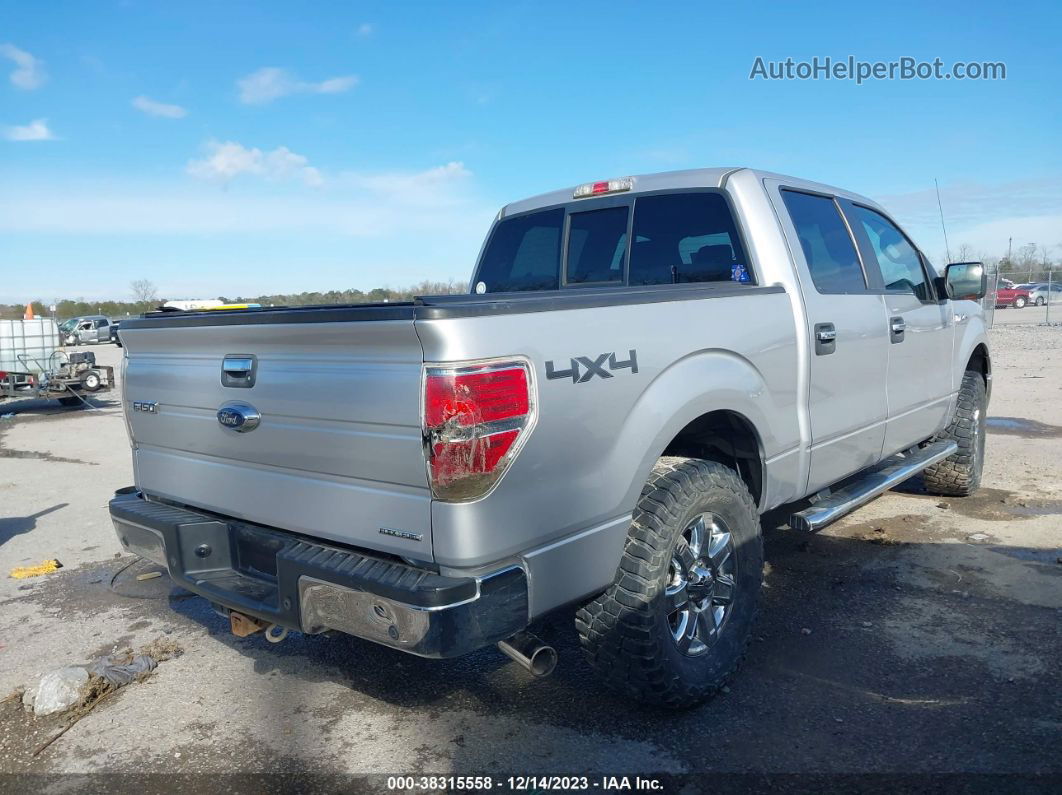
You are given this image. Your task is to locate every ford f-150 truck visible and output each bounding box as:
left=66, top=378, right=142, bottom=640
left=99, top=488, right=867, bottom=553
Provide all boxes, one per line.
left=110, top=168, right=990, bottom=707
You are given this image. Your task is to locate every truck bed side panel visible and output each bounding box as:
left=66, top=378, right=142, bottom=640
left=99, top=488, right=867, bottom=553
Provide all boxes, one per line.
left=417, top=289, right=800, bottom=613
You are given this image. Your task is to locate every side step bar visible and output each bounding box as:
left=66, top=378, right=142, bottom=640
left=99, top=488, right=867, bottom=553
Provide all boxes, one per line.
left=790, top=439, right=958, bottom=532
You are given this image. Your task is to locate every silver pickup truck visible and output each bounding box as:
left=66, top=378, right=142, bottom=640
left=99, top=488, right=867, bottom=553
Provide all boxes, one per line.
left=110, top=167, right=990, bottom=707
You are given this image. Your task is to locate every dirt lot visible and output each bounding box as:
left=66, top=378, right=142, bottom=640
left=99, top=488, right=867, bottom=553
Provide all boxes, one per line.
left=1, top=328, right=1059, bottom=785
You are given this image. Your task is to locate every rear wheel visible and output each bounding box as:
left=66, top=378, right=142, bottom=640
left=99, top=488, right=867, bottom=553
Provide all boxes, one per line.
left=575, top=457, right=762, bottom=708
left=923, top=370, right=986, bottom=497
left=1014, top=296, right=1027, bottom=308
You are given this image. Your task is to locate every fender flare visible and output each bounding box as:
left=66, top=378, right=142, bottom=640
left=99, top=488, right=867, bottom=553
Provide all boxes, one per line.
left=607, top=348, right=787, bottom=514
left=954, top=315, right=991, bottom=401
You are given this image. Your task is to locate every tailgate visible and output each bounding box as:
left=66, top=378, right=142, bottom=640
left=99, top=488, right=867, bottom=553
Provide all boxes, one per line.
left=120, top=312, right=432, bottom=560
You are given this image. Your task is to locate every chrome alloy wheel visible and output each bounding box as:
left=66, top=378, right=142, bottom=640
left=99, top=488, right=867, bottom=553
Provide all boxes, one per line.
left=665, top=512, right=736, bottom=656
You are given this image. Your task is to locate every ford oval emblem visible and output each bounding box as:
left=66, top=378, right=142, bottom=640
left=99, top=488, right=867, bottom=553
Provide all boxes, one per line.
left=217, top=402, right=261, bottom=433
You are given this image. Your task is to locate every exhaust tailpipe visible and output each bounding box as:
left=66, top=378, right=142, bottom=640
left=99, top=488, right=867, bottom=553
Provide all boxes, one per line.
left=497, top=631, right=557, bottom=677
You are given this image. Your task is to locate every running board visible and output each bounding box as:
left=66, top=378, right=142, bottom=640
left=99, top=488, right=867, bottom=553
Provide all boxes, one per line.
left=790, top=440, right=958, bottom=532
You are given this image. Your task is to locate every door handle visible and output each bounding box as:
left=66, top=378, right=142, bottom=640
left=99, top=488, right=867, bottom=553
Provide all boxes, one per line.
left=889, top=316, right=906, bottom=343
left=814, top=322, right=836, bottom=355
left=222, top=358, right=254, bottom=375
left=221, top=355, right=257, bottom=388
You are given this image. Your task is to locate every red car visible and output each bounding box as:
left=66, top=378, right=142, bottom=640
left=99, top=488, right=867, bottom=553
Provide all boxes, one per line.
left=995, top=285, right=1031, bottom=308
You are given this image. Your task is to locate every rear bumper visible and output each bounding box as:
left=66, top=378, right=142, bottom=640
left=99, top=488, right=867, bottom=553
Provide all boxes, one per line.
left=108, top=490, right=528, bottom=658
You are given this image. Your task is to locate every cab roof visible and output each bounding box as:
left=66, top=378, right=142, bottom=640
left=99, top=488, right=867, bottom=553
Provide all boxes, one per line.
left=500, top=167, right=884, bottom=218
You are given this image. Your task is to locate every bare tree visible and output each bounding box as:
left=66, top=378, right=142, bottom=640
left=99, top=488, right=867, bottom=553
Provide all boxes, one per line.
left=953, top=243, right=974, bottom=263
left=1017, top=243, right=1038, bottom=268
left=130, top=279, right=158, bottom=303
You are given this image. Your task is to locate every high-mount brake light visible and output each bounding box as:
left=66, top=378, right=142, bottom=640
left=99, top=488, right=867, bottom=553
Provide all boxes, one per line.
left=573, top=177, right=634, bottom=199
left=423, top=359, right=535, bottom=501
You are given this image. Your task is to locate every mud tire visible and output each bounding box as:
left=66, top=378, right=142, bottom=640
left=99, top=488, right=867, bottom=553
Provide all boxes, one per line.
left=575, top=457, right=762, bottom=708
left=923, top=371, right=986, bottom=497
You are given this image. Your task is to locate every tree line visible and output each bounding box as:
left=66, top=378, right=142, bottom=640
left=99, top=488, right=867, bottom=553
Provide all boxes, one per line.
left=957, top=242, right=1061, bottom=284
left=4, top=241, right=1061, bottom=321
left=0, top=279, right=468, bottom=320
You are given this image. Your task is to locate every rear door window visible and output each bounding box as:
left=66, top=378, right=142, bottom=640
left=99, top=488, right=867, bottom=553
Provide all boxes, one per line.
left=781, top=190, right=866, bottom=293
left=629, top=193, right=752, bottom=285
left=850, top=206, right=932, bottom=301
left=565, top=207, right=628, bottom=285
left=475, top=208, right=564, bottom=292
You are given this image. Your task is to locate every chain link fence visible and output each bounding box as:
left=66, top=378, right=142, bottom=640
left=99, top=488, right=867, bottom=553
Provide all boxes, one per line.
left=982, top=265, right=1061, bottom=328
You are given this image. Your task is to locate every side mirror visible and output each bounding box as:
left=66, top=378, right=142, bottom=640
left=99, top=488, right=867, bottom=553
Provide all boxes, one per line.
left=944, top=262, right=986, bottom=301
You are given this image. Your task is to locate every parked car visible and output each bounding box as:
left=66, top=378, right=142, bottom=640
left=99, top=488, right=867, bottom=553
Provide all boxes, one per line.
left=109, top=319, right=123, bottom=346
left=58, top=315, right=113, bottom=344
left=110, top=168, right=990, bottom=707
left=1027, top=283, right=1062, bottom=306
left=995, top=285, right=1031, bottom=308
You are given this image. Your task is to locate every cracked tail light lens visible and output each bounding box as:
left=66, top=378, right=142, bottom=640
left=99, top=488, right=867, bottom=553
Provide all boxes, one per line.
left=423, top=360, right=534, bottom=501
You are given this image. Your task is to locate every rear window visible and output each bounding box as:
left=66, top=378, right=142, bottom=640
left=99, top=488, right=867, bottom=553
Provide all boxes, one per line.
left=566, top=207, right=628, bottom=285
left=475, top=190, right=754, bottom=292
left=629, top=193, right=751, bottom=285
left=476, top=208, right=563, bottom=293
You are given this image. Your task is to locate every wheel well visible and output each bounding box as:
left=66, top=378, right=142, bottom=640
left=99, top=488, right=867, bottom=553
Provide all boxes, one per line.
left=662, top=410, right=764, bottom=507
left=967, top=344, right=990, bottom=390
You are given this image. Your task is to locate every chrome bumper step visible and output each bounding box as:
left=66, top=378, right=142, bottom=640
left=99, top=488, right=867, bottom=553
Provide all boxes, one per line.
left=790, top=439, right=958, bottom=532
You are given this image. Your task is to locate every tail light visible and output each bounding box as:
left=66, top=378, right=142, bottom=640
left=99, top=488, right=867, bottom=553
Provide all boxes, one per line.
left=423, top=358, right=535, bottom=501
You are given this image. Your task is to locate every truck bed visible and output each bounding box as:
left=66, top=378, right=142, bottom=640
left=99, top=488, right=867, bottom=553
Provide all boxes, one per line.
left=121, top=280, right=794, bottom=590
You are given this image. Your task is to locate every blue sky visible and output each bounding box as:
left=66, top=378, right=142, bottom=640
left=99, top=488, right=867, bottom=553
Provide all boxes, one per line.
left=2, top=0, right=1060, bottom=302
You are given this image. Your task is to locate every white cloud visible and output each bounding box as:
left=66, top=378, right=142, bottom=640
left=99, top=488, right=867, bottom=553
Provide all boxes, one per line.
left=3, top=118, right=56, bottom=141
left=0, top=161, right=497, bottom=299
left=186, top=140, right=323, bottom=187
left=337, top=161, right=473, bottom=207
left=877, top=177, right=1062, bottom=260
left=356, top=22, right=376, bottom=37
left=0, top=43, right=46, bottom=90
left=0, top=162, right=489, bottom=238
left=236, top=67, right=359, bottom=104
left=132, top=95, right=188, bottom=119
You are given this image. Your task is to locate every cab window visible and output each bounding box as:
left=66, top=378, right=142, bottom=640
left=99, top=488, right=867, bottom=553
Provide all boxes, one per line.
left=629, top=193, right=751, bottom=285
left=475, top=208, right=564, bottom=292
left=565, top=207, right=628, bottom=285
left=781, top=190, right=866, bottom=293
left=851, top=206, right=932, bottom=301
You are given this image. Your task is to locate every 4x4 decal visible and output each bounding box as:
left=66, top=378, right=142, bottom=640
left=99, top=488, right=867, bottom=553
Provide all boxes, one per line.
left=545, top=350, right=638, bottom=383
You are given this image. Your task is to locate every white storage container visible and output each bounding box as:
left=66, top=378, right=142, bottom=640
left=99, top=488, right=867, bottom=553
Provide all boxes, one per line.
left=0, top=319, right=61, bottom=375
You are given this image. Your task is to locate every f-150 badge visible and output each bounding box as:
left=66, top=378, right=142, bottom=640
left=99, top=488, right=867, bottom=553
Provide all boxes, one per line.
left=545, top=350, right=638, bottom=383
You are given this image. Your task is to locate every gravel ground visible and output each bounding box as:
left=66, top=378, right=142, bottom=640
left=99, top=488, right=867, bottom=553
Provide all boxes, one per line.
left=0, top=329, right=1059, bottom=787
